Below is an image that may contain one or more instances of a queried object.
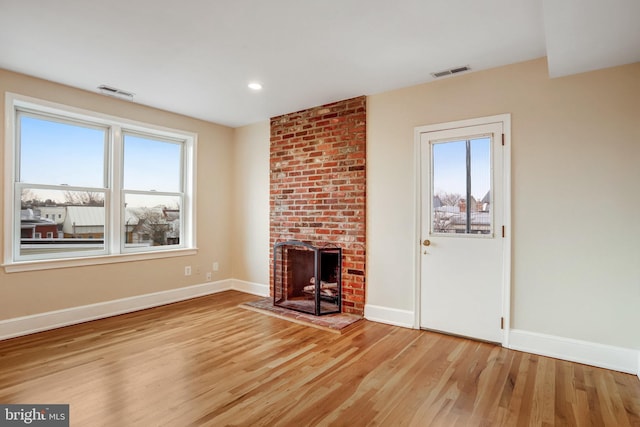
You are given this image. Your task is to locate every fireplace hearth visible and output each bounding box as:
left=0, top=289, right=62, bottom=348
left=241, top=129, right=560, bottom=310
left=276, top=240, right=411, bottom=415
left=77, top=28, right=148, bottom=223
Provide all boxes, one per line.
left=273, top=241, right=341, bottom=316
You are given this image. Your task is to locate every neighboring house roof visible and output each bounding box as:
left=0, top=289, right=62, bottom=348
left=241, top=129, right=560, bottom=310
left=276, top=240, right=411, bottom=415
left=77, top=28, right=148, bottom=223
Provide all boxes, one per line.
left=163, top=209, right=179, bottom=222
left=450, top=212, right=491, bottom=225
left=481, top=191, right=491, bottom=204
left=124, top=208, right=141, bottom=225
left=20, top=210, right=56, bottom=235
left=20, top=219, right=56, bottom=230
left=435, top=206, right=460, bottom=214
left=63, top=206, right=104, bottom=227
left=20, top=209, right=56, bottom=223
left=433, top=196, right=443, bottom=209
left=463, top=195, right=478, bottom=207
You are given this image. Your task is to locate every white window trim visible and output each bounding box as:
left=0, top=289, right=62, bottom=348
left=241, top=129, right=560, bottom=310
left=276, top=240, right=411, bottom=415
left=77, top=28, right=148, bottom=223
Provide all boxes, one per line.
left=3, top=92, right=198, bottom=273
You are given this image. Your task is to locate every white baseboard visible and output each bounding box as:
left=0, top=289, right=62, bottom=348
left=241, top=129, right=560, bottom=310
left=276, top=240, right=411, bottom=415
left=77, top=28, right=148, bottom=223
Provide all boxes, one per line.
left=3, top=286, right=638, bottom=380
left=509, top=329, right=639, bottom=376
left=363, top=306, right=639, bottom=377
left=0, top=279, right=235, bottom=341
left=229, top=279, right=269, bottom=297
left=364, top=304, right=415, bottom=328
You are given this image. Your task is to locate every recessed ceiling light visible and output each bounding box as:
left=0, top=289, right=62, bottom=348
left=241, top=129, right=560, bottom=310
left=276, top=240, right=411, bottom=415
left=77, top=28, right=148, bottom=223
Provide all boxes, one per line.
left=248, top=82, right=262, bottom=90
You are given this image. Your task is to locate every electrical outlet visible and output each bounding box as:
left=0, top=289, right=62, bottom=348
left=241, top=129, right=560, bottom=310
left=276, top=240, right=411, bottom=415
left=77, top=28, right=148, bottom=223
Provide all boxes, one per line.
left=206, top=272, right=212, bottom=281
left=213, top=262, right=219, bottom=272
left=184, top=266, right=192, bottom=276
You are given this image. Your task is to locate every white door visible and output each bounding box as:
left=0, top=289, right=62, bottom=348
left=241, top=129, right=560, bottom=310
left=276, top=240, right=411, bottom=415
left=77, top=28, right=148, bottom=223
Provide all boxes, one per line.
left=418, top=118, right=507, bottom=343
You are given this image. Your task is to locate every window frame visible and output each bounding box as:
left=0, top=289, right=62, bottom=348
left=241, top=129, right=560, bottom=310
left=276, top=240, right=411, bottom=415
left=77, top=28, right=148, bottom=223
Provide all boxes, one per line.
left=3, top=93, right=198, bottom=272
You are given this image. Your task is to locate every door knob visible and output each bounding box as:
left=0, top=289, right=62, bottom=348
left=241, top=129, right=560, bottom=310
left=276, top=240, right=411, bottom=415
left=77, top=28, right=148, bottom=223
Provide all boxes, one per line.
left=423, top=239, right=431, bottom=246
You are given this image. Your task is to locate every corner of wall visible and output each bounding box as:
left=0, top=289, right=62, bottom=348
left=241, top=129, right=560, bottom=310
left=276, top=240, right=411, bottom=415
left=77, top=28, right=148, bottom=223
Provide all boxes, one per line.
left=230, top=279, right=269, bottom=297
left=364, top=303, right=415, bottom=328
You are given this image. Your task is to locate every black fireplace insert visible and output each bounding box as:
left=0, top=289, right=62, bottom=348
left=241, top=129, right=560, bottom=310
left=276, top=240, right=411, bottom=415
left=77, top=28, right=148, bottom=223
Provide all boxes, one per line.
left=273, top=240, right=341, bottom=315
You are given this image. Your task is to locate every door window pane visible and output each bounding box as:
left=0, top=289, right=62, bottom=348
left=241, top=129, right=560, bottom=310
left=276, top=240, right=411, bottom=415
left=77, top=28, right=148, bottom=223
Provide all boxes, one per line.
left=469, top=138, right=491, bottom=234
left=432, top=137, right=491, bottom=235
left=123, top=134, right=182, bottom=192
left=19, top=115, right=106, bottom=187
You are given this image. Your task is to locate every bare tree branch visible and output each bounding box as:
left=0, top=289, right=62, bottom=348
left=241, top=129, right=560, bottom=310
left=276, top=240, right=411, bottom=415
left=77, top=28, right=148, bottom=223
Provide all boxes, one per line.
left=435, top=192, right=462, bottom=206
left=64, top=191, right=104, bottom=206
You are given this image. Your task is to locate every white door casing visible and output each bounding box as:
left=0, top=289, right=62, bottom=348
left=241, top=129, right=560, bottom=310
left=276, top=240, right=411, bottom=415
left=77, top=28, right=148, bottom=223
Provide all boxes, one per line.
left=414, top=114, right=511, bottom=346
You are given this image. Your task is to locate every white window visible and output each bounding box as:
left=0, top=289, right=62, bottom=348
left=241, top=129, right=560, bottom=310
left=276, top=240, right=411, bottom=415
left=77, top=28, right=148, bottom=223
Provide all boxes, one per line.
left=4, top=93, right=197, bottom=271
left=122, top=132, right=184, bottom=251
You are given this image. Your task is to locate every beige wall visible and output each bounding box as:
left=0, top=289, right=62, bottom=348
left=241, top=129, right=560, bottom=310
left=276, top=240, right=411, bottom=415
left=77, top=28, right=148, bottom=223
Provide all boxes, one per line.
left=3, top=59, right=639, bottom=352
left=0, top=69, right=234, bottom=319
left=367, top=58, right=640, bottom=349
left=231, top=122, right=270, bottom=285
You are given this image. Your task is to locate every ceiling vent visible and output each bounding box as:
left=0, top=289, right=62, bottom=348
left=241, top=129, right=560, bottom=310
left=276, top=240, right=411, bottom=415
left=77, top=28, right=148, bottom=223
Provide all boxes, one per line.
left=431, top=65, right=471, bottom=79
left=98, top=85, right=134, bottom=101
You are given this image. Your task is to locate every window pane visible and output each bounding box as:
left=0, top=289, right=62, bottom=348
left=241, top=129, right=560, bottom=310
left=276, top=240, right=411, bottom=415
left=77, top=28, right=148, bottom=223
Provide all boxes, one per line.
left=124, top=193, right=181, bottom=248
left=123, top=134, right=182, bottom=192
left=432, top=137, right=491, bottom=235
left=432, top=140, right=466, bottom=234
left=19, top=115, right=106, bottom=187
left=469, top=137, right=491, bottom=234
left=20, top=188, right=105, bottom=257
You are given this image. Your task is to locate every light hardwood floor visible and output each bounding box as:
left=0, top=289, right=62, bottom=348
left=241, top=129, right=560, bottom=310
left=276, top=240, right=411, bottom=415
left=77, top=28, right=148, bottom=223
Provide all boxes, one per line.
left=0, top=291, right=638, bottom=426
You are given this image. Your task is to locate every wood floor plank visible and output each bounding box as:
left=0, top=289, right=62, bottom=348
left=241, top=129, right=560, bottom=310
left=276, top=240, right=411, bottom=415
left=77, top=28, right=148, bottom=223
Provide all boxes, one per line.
left=0, top=290, right=638, bottom=426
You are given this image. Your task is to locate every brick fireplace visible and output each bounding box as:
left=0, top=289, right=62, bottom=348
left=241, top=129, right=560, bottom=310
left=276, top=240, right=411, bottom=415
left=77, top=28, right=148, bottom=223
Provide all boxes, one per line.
left=270, top=96, right=366, bottom=316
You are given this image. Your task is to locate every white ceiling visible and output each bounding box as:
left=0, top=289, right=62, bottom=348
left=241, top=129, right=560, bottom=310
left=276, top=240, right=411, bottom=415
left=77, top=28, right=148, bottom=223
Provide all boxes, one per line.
left=1, top=0, right=638, bottom=127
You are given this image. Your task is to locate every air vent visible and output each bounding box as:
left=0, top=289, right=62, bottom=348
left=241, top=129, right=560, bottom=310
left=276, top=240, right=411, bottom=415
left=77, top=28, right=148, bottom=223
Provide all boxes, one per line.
left=98, top=85, right=134, bottom=100
left=431, top=65, right=471, bottom=79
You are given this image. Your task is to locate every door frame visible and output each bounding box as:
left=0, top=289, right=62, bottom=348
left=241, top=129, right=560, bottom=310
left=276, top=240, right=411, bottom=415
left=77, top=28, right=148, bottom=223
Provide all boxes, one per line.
left=413, top=114, right=512, bottom=347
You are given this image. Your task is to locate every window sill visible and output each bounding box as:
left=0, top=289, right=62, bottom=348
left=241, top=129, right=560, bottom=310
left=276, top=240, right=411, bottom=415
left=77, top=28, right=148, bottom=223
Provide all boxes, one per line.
left=2, top=248, right=198, bottom=273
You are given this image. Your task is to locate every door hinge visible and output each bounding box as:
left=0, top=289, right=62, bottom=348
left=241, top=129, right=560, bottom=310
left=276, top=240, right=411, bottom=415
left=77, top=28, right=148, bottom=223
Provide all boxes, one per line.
left=501, top=317, right=504, bottom=329
left=502, top=226, right=505, bottom=238
left=501, top=134, right=505, bottom=146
